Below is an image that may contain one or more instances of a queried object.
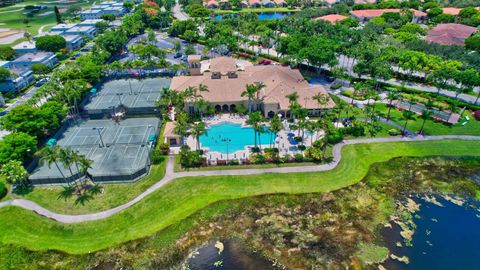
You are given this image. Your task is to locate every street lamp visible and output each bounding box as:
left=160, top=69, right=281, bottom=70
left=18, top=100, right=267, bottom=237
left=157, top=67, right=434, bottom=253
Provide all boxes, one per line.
left=222, top=137, right=231, bottom=164
left=92, top=127, right=105, bottom=147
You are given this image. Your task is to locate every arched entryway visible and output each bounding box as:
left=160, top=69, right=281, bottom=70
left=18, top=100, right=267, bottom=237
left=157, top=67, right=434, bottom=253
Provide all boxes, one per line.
left=267, top=111, right=275, bottom=118
left=222, top=104, right=229, bottom=112
left=229, top=104, right=236, bottom=112
left=215, top=105, right=221, bottom=112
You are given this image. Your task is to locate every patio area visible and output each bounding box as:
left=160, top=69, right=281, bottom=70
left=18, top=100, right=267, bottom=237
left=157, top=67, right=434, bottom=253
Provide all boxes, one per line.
left=184, top=114, right=322, bottom=164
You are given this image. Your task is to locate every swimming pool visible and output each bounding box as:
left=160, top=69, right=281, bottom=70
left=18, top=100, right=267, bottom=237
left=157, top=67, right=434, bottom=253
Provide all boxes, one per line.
left=199, top=122, right=275, bottom=154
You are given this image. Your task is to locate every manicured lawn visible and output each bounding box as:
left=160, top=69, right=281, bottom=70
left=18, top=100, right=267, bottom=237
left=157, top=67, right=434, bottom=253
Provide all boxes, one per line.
left=373, top=103, right=480, bottom=135
left=0, top=140, right=479, bottom=254
left=18, top=157, right=168, bottom=214
left=214, top=7, right=300, bottom=14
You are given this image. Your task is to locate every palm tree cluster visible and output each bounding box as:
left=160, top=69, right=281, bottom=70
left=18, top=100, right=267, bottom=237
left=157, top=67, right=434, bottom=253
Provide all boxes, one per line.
left=241, top=82, right=266, bottom=113
left=36, top=145, right=100, bottom=205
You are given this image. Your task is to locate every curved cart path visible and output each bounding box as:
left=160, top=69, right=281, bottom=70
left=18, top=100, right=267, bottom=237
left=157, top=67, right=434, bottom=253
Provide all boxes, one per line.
left=1, top=135, right=479, bottom=223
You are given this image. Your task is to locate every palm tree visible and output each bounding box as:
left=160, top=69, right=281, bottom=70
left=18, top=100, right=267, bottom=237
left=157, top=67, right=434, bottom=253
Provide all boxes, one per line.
left=190, top=122, right=207, bottom=150
left=246, top=111, right=262, bottom=148
left=269, top=115, right=283, bottom=149
left=78, top=155, right=93, bottom=180
left=37, top=146, right=68, bottom=185
left=195, top=98, right=208, bottom=117
left=88, top=184, right=103, bottom=196
left=401, top=110, right=415, bottom=136
left=418, top=109, right=432, bottom=135
left=241, top=83, right=265, bottom=113
left=386, top=90, right=400, bottom=121
left=57, top=185, right=75, bottom=201
left=59, top=148, right=75, bottom=178
left=74, top=192, right=93, bottom=205
left=312, top=93, right=329, bottom=119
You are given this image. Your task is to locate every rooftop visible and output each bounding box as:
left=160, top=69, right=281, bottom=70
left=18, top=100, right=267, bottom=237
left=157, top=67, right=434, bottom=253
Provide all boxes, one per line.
left=314, top=14, right=348, bottom=23
left=66, top=26, right=96, bottom=32
left=62, top=34, right=83, bottom=42
left=12, top=52, right=55, bottom=63
left=426, top=23, right=478, bottom=46
left=442, top=7, right=462, bottom=15
left=12, top=41, right=36, bottom=50
left=350, top=8, right=427, bottom=18
left=171, top=57, right=335, bottom=111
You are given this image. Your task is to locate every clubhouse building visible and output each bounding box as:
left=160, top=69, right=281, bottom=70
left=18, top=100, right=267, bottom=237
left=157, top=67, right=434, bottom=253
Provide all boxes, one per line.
left=170, top=56, right=335, bottom=118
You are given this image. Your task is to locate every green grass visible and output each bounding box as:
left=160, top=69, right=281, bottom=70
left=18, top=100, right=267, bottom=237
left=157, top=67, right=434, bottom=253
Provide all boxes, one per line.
left=18, top=157, right=167, bottom=214
left=214, top=7, right=300, bottom=14
left=374, top=104, right=480, bottom=135
left=0, top=140, right=479, bottom=254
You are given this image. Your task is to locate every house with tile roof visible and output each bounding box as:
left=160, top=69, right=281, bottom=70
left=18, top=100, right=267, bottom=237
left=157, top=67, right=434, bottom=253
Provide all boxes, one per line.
left=426, top=23, right=478, bottom=46
left=350, top=8, right=427, bottom=24
left=314, top=14, right=348, bottom=24
left=170, top=57, right=335, bottom=117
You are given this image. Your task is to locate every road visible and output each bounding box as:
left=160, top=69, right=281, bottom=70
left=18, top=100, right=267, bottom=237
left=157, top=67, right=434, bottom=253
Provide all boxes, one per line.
left=172, top=0, right=189, bottom=21
left=1, top=135, right=479, bottom=223
left=238, top=41, right=480, bottom=105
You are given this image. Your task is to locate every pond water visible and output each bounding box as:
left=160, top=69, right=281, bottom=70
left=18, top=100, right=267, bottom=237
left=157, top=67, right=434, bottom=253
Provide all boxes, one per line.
left=187, top=239, right=275, bottom=270
left=199, top=122, right=275, bottom=154
left=382, top=196, right=480, bottom=270
left=213, top=12, right=291, bottom=21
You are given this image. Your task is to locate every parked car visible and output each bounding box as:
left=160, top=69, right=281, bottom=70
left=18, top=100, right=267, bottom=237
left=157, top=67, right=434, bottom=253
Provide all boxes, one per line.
left=174, top=52, right=182, bottom=59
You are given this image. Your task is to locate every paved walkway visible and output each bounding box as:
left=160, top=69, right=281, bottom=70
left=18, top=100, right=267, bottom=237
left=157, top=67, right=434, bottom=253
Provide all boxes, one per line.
left=1, top=136, right=479, bottom=223
left=172, top=0, right=189, bottom=21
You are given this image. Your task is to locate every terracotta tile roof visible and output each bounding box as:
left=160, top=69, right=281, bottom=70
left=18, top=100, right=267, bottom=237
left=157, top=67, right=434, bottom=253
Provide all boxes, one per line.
left=209, top=56, right=237, bottom=72
left=170, top=58, right=335, bottom=110
left=442, top=7, right=462, bottom=15
left=249, top=0, right=260, bottom=4
left=354, top=0, right=377, bottom=4
left=273, top=0, right=285, bottom=4
left=350, top=8, right=426, bottom=18
left=426, top=23, right=478, bottom=46
left=314, top=14, right=348, bottom=23
left=164, top=122, right=179, bottom=138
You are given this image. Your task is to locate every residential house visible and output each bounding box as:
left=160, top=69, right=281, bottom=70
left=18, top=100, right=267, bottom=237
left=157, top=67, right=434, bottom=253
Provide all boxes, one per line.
left=350, top=9, right=427, bottom=24
left=249, top=0, right=261, bottom=8
left=273, top=0, right=286, bottom=7
left=207, top=0, right=218, bottom=8
left=262, top=0, right=275, bottom=7
left=426, top=23, right=478, bottom=46
left=313, top=14, right=348, bottom=24
left=170, top=56, right=335, bottom=117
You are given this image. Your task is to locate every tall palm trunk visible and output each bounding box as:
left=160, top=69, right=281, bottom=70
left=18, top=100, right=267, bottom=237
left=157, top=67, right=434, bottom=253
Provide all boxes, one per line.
left=54, top=161, right=69, bottom=186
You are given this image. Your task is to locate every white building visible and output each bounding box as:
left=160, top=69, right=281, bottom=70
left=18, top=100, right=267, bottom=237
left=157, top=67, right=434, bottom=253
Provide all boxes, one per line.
left=77, top=19, right=105, bottom=27
left=63, top=35, right=85, bottom=51
left=64, top=26, right=97, bottom=39
left=9, top=52, right=58, bottom=69
left=12, top=41, right=37, bottom=55
left=0, top=61, right=35, bottom=93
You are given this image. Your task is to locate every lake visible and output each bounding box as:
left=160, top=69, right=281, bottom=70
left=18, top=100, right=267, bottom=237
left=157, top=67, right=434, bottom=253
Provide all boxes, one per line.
left=187, top=239, right=275, bottom=270
left=213, top=12, right=291, bottom=20
left=382, top=196, right=480, bottom=270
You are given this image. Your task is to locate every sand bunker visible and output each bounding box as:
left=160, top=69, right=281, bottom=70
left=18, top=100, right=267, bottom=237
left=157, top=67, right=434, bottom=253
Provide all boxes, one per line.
left=0, top=28, right=25, bottom=44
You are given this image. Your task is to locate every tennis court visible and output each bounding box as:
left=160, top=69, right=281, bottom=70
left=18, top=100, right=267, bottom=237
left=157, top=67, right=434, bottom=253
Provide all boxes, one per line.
left=30, top=117, right=161, bottom=185
left=84, top=77, right=171, bottom=115
left=396, top=100, right=460, bottom=124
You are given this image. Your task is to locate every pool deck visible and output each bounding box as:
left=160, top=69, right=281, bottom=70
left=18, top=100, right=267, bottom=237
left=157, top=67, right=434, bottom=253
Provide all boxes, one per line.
left=185, top=114, right=319, bottom=162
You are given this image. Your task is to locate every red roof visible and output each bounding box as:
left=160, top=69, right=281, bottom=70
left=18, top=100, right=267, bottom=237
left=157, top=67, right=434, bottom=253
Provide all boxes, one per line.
left=426, top=23, right=478, bottom=46
left=442, top=7, right=462, bottom=15
left=314, top=14, right=348, bottom=24
left=350, top=9, right=427, bottom=18
left=249, top=0, right=260, bottom=4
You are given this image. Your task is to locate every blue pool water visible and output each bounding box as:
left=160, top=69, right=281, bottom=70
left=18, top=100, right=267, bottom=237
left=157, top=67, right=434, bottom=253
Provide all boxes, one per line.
left=382, top=196, right=480, bottom=270
left=213, top=12, right=291, bottom=21
left=199, top=122, right=275, bottom=154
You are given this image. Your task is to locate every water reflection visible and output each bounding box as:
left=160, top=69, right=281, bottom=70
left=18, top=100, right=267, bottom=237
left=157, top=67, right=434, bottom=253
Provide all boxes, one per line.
left=188, top=239, right=275, bottom=270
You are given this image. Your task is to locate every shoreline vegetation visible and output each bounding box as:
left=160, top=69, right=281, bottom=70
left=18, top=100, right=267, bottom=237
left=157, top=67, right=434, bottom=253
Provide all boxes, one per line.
left=1, top=156, right=479, bottom=269
left=0, top=140, right=479, bottom=255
